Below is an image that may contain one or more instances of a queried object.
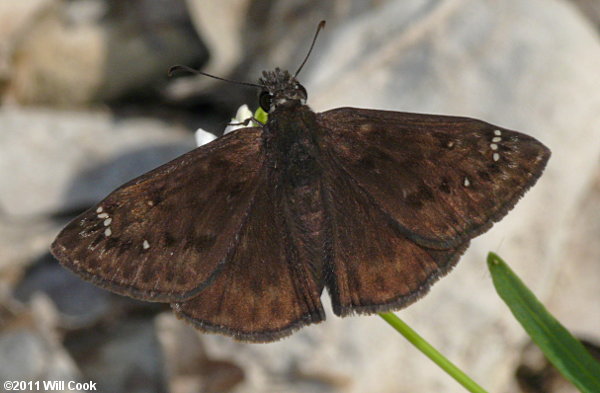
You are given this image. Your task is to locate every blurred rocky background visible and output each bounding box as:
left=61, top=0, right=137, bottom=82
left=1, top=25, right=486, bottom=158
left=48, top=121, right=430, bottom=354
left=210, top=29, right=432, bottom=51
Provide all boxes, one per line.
left=1, top=0, right=599, bottom=392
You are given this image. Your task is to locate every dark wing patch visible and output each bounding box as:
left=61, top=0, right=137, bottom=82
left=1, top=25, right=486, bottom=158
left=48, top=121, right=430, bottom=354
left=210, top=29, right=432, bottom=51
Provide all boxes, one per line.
left=322, top=162, right=468, bottom=316
left=172, top=184, right=325, bottom=342
left=318, top=107, right=550, bottom=249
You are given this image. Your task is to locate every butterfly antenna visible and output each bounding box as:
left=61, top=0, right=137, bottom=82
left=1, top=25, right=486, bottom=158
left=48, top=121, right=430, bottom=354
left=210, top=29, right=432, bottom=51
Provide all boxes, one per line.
left=294, top=20, right=326, bottom=78
left=168, top=65, right=263, bottom=88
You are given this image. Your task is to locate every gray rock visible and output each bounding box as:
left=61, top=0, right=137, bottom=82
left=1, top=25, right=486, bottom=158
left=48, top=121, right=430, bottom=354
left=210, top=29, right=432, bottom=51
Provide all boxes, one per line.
left=0, top=295, right=81, bottom=389
left=570, top=0, right=600, bottom=30
left=0, top=0, right=206, bottom=105
left=0, top=216, right=57, bottom=271
left=169, top=0, right=399, bottom=103
left=546, top=169, right=600, bottom=338
left=167, top=0, right=252, bottom=100
left=156, top=313, right=244, bottom=393
left=0, top=107, right=195, bottom=217
left=13, top=253, right=112, bottom=327
left=64, top=317, right=167, bottom=393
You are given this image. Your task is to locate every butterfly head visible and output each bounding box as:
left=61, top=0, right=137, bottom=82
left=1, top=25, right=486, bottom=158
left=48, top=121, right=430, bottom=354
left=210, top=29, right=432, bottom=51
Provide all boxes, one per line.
left=258, top=68, right=307, bottom=113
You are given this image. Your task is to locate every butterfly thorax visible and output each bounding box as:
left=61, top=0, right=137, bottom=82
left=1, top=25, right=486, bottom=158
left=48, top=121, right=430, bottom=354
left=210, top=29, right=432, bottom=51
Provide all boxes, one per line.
left=263, top=101, right=329, bottom=287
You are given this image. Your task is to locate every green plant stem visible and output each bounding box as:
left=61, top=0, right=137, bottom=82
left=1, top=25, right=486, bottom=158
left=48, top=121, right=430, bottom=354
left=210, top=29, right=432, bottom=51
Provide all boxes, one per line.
left=379, top=312, right=488, bottom=393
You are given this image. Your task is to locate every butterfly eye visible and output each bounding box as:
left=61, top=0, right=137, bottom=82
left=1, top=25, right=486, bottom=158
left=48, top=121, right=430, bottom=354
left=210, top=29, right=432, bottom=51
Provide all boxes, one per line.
left=297, top=84, right=307, bottom=101
left=259, top=91, right=272, bottom=112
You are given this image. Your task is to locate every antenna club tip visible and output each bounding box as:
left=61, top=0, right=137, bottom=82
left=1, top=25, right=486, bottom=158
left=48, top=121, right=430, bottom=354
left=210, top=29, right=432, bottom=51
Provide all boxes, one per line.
left=319, top=20, right=326, bottom=28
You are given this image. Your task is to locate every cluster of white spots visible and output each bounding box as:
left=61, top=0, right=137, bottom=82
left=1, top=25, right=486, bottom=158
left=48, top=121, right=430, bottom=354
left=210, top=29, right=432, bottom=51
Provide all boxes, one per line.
left=96, top=206, right=112, bottom=237
left=463, top=177, right=471, bottom=187
left=491, top=129, right=502, bottom=162
left=143, top=240, right=150, bottom=250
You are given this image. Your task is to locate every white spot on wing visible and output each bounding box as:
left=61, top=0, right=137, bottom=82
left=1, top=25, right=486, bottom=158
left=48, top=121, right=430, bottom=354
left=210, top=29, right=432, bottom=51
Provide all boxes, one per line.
left=98, top=213, right=109, bottom=219
left=492, top=136, right=502, bottom=143
left=493, top=153, right=500, bottom=161
left=104, top=228, right=112, bottom=237
left=103, top=218, right=112, bottom=226
left=463, top=177, right=470, bottom=187
left=96, top=207, right=103, bottom=213
left=494, top=129, right=502, bottom=136
left=143, top=240, right=150, bottom=249
left=490, top=143, right=498, bottom=150
left=360, top=123, right=373, bottom=132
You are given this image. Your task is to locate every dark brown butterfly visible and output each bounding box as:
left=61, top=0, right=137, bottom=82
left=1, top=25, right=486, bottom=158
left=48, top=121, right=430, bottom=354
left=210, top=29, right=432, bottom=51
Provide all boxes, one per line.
left=51, top=21, right=550, bottom=342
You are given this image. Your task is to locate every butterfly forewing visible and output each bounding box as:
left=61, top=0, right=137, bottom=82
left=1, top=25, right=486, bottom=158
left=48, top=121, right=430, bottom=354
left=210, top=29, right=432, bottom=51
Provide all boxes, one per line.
left=51, top=128, right=265, bottom=302
left=173, top=182, right=325, bottom=342
left=317, top=107, right=550, bottom=250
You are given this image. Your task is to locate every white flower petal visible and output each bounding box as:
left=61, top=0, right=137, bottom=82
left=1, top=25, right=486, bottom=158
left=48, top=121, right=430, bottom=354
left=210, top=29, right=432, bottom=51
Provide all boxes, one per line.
left=195, top=105, right=255, bottom=147
left=232, top=104, right=253, bottom=123
left=224, top=104, right=254, bottom=134
left=195, top=128, right=217, bottom=147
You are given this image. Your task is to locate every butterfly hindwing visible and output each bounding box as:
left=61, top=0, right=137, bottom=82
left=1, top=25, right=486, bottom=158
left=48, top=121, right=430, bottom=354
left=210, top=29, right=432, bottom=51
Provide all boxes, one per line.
left=322, top=160, right=469, bottom=316
left=51, top=128, right=265, bottom=302
left=318, top=107, right=550, bottom=249
left=172, top=181, right=326, bottom=342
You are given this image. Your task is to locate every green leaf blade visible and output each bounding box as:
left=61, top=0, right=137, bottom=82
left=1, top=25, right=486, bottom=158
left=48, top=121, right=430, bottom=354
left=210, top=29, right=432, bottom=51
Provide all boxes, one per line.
left=487, top=252, right=600, bottom=393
